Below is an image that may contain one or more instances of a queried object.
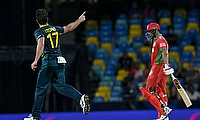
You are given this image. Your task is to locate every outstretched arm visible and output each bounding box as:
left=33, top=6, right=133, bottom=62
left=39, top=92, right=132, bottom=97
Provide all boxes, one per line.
left=63, top=11, right=86, bottom=33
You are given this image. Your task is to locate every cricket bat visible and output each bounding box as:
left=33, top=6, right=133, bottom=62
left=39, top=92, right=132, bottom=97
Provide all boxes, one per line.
left=170, top=74, right=192, bottom=108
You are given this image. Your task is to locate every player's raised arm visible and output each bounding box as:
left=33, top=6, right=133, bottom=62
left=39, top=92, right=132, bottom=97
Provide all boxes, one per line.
left=63, top=11, right=86, bottom=33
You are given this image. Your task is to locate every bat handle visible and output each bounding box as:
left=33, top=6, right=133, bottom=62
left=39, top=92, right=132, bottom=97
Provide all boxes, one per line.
left=170, top=74, right=176, bottom=80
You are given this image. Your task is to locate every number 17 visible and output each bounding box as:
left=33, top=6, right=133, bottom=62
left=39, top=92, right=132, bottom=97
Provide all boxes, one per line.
left=47, top=32, right=58, bottom=48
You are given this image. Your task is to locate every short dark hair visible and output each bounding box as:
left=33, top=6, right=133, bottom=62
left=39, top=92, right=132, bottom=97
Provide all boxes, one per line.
left=35, top=9, right=48, bottom=25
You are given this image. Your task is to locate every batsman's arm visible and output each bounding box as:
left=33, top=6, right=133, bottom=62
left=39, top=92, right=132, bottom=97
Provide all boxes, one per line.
left=162, top=48, right=169, bottom=65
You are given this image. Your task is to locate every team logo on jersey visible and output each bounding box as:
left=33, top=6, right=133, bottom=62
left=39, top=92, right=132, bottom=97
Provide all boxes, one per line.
left=160, top=43, right=166, bottom=47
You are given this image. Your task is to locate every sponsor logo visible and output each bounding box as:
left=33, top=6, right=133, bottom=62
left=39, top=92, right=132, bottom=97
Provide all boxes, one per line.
left=160, top=43, right=166, bottom=47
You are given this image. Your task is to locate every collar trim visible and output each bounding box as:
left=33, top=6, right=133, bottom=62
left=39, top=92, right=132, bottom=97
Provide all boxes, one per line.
left=40, top=24, right=48, bottom=28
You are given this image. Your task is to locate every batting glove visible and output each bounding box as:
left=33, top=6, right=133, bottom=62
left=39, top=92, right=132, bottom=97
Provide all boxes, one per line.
left=163, top=64, right=174, bottom=75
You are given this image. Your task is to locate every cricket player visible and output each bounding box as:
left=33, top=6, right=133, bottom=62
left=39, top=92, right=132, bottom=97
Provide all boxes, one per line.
left=24, top=9, right=90, bottom=120
left=139, top=22, right=174, bottom=120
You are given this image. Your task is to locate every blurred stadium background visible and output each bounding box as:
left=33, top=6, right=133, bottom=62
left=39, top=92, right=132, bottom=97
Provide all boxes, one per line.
left=0, top=0, right=200, bottom=119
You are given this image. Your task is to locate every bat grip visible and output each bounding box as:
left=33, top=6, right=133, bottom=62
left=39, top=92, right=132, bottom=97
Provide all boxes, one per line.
left=170, top=74, right=176, bottom=80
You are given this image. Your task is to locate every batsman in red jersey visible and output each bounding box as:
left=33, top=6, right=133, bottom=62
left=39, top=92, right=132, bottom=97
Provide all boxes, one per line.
left=139, top=22, right=174, bottom=120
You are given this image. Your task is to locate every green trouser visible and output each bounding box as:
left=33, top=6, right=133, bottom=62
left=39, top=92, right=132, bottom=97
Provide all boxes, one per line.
left=31, top=58, right=82, bottom=120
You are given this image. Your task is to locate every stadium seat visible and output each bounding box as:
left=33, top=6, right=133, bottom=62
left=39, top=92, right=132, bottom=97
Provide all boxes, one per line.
left=181, top=51, right=194, bottom=58
left=94, top=91, right=109, bottom=102
left=174, top=8, right=187, bottom=19
left=183, top=45, right=196, bottom=57
left=132, top=36, right=145, bottom=49
left=115, top=28, right=128, bottom=38
left=85, top=36, right=99, bottom=46
left=101, top=42, right=113, bottom=54
left=106, top=59, right=118, bottom=71
left=101, top=75, right=114, bottom=82
left=85, top=19, right=98, bottom=29
left=116, top=36, right=129, bottom=45
left=141, top=52, right=150, bottom=64
left=181, top=52, right=194, bottom=63
left=95, top=52, right=109, bottom=62
left=188, top=8, right=200, bottom=18
left=173, top=16, right=185, bottom=25
left=109, top=96, right=123, bottom=102
left=92, top=59, right=106, bottom=70
left=97, top=85, right=110, bottom=92
left=103, top=69, right=115, bottom=77
left=129, top=24, right=142, bottom=42
left=87, top=43, right=98, bottom=60
left=91, top=65, right=103, bottom=81
left=140, top=46, right=151, bottom=54
left=93, top=96, right=105, bottom=103
left=160, top=23, right=169, bottom=35
left=115, top=19, right=128, bottom=28
left=169, top=58, right=177, bottom=63
left=169, top=51, right=180, bottom=62
left=107, top=59, right=118, bottom=67
left=181, top=57, right=193, bottom=63
left=111, top=90, right=122, bottom=97
left=96, top=48, right=109, bottom=54
left=139, top=63, right=146, bottom=70
left=129, top=18, right=142, bottom=25
left=159, top=17, right=172, bottom=26
left=186, top=29, right=199, bottom=43
left=117, top=13, right=128, bottom=21
left=182, top=62, right=190, bottom=70
left=129, top=24, right=142, bottom=31
left=100, top=36, right=112, bottom=43
left=157, top=9, right=171, bottom=18
left=173, top=15, right=186, bottom=38
left=173, top=28, right=185, bottom=38
left=186, top=22, right=199, bottom=32
left=110, top=48, right=123, bottom=60
left=187, top=17, right=199, bottom=25
left=127, top=52, right=137, bottom=62
left=100, top=19, right=112, bottom=24
left=115, top=74, right=125, bottom=82
left=117, top=69, right=129, bottom=78
left=100, top=19, right=112, bottom=32
left=115, top=19, right=128, bottom=27
left=100, top=30, right=112, bottom=40
left=179, top=41, right=191, bottom=50
left=106, top=64, right=117, bottom=73
left=113, top=86, right=123, bottom=92
left=85, top=30, right=98, bottom=37
left=126, top=47, right=137, bottom=53
left=114, top=81, right=122, bottom=86
left=99, top=81, right=114, bottom=89
left=96, top=85, right=111, bottom=97
left=170, top=45, right=181, bottom=53
left=116, top=41, right=130, bottom=52
left=169, top=62, right=177, bottom=70
left=183, top=41, right=194, bottom=49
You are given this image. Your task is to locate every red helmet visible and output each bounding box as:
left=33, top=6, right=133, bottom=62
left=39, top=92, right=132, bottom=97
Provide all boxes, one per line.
left=146, top=22, right=160, bottom=32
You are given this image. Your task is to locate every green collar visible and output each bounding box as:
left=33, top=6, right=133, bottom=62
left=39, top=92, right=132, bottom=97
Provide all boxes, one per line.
left=154, top=34, right=162, bottom=40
